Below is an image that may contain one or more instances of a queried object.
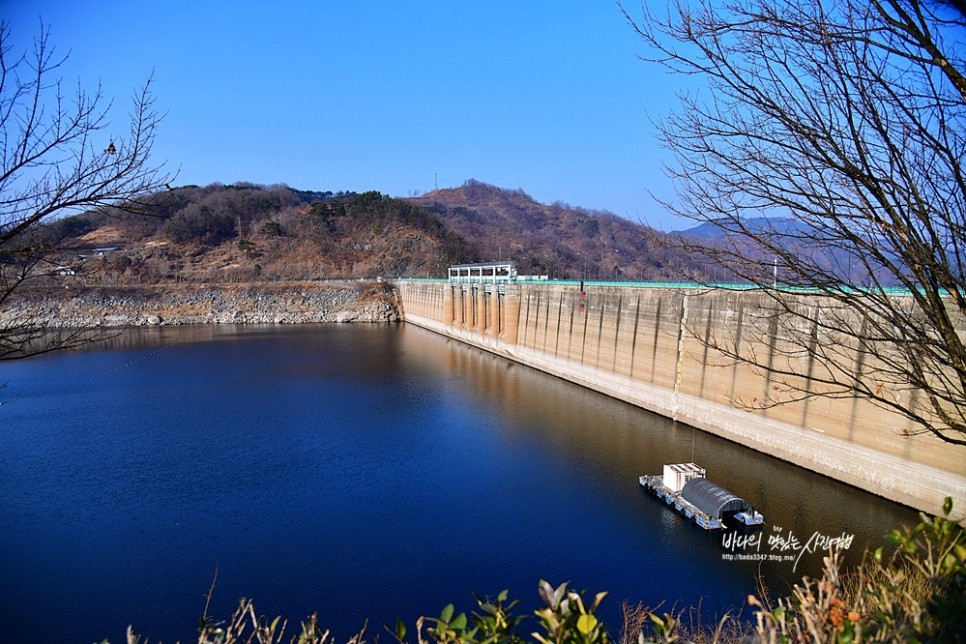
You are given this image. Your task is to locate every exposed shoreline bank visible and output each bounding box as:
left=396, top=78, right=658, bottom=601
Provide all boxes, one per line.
left=1, top=281, right=401, bottom=327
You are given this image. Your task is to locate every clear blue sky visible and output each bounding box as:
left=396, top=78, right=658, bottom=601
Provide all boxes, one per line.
left=3, top=1, right=689, bottom=228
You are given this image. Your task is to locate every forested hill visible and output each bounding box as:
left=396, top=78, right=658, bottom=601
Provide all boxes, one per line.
left=43, top=180, right=692, bottom=285
left=412, top=180, right=683, bottom=281
left=49, top=184, right=473, bottom=284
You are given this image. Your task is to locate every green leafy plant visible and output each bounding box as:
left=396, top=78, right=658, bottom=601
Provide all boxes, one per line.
left=415, top=589, right=524, bottom=644
left=750, top=497, right=965, bottom=643
left=388, top=582, right=609, bottom=644
left=532, top=581, right=609, bottom=644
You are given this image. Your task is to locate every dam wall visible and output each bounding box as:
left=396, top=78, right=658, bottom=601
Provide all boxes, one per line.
left=397, top=280, right=966, bottom=517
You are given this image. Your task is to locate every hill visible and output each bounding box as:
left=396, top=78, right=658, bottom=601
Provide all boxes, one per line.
left=19, top=177, right=899, bottom=290
left=410, top=179, right=684, bottom=281
left=35, top=180, right=696, bottom=286
left=43, top=184, right=475, bottom=284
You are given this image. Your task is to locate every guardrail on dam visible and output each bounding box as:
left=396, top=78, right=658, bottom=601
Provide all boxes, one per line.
left=396, top=279, right=966, bottom=517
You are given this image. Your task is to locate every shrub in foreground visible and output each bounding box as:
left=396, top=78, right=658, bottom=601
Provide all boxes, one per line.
left=119, top=500, right=964, bottom=644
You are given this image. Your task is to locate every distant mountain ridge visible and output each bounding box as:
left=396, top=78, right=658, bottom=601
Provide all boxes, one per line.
left=678, top=217, right=810, bottom=239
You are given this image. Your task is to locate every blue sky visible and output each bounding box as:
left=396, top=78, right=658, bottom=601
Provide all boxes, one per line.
left=3, top=1, right=689, bottom=228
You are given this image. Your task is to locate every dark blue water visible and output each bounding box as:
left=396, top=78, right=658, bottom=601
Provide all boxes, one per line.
left=0, top=324, right=917, bottom=643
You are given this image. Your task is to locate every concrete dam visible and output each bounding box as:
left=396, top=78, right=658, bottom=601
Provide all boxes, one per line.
left=396, top=279, right=966, bottom=517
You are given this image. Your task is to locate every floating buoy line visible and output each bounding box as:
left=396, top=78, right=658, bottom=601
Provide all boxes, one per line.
left=90, top=342, right=177, bottom=378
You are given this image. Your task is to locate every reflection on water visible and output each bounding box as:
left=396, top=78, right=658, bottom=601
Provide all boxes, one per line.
left=400, top=325, right=913, bottom=564
left=0, top=324, right=917, bottom=644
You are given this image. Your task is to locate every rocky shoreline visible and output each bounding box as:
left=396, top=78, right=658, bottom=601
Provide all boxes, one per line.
left=1, top=282, right=401, bottom=327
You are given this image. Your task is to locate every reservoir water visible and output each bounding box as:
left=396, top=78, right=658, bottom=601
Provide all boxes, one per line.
left=0, top=324, right=917, bottom=643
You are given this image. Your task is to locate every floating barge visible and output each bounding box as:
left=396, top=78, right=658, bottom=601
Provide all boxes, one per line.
left=639, top=463, right=764, bottom=530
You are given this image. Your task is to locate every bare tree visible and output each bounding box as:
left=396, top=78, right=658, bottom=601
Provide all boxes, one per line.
left=0, top=21, right=172, bottom=359
left=621, top=0, right=966, bottom=444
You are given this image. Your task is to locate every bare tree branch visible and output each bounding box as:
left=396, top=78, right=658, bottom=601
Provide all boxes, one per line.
left=0, top=20, right=173, bottom=359
left=621, top=0, right=966, bottom=444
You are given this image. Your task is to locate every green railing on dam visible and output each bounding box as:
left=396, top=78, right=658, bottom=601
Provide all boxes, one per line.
left=397, top=276, right=938, bottom=296
left=395, top=279, right=966, bottom=518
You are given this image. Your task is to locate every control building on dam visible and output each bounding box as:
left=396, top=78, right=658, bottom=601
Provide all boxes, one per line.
left=395, top=273, right=966, bottom=517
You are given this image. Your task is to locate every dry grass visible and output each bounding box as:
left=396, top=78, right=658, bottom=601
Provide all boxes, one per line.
left=619, top=600, right=754, bottom=644
left=125, top=597, right=369, bottom=644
